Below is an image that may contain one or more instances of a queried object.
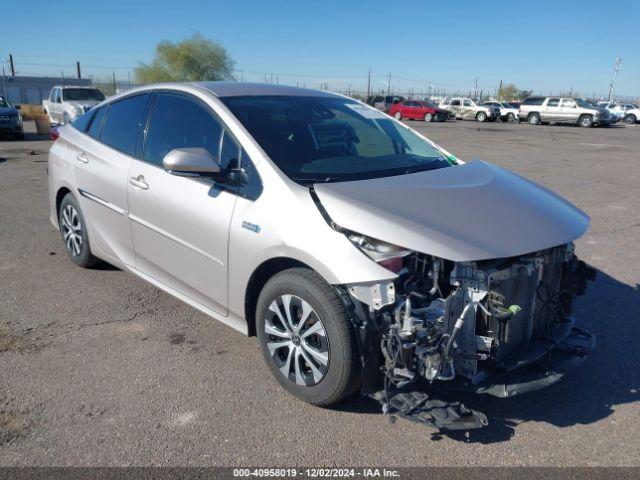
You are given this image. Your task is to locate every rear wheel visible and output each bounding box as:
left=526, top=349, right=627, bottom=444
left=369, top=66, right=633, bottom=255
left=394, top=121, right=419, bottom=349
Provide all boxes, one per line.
left=58, top=194, right=99, bottom=268
left=476, top=111, right=487, bottom=122
left=424, top=112, right=433, bottom=122
left=528, top=112, right=541, bottom=125
left=579, top=115, right=593, bottom=128
left=256, top=268, right=360, bottom=406
left=393, top=111, right=402, bottom=120
left=625, top=114, right=637, bottom=125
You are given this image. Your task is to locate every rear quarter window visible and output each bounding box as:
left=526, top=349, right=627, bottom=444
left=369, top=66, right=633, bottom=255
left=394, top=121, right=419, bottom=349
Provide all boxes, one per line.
left=71, top=109, right=96, bottom=133
left=87, top=106, right=107, bottom=139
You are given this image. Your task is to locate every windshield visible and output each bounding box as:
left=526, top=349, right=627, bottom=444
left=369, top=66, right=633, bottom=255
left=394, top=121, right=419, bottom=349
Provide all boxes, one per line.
left=422, top=100, right=439, bottom=108
left=575, top=98, right=595, bottom=108
left=62, top=88, right=105, bottom=102
left=222, top=96, right=451, bottom=184
left=0, top=96, right=9, bottom=108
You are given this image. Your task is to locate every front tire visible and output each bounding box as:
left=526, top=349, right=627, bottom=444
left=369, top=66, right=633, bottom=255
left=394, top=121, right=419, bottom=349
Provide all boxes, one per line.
left=528, top=112, right=541, bottom=125
left=256, top=268, right=360, bottom=406
left=476, top=111, right=487, bottom=122
left=625, top=114, right=637, bottom=125
left=424, top=112, right=433, bottom=122
left=58, top=194, right=99, bottom=268
left=506, top=112, right=516, bottom=122
left=579, top=115, right=593, bottom=128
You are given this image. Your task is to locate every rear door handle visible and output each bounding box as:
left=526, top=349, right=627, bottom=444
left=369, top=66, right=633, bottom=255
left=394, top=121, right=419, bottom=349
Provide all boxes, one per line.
left=76, top=153, right=89, bottom=164
left=129, top=175, right=149, bottom=190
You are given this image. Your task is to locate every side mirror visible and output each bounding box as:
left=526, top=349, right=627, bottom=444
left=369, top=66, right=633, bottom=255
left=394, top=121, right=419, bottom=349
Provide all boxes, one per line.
left=163, top=148, right=220, bottom=177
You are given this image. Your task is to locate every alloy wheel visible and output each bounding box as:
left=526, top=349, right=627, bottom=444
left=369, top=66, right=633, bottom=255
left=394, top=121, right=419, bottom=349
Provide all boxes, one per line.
left=61, top=205, right=83, bottom=257
left=264, top=294, right=329, bottom=387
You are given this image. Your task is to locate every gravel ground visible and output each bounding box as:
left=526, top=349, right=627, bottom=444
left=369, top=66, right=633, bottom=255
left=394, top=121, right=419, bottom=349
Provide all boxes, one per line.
left=0, top=119, right=639, bottom=466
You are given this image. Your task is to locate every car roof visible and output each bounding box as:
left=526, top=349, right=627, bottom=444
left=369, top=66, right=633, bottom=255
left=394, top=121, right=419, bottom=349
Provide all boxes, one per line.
left=194, top=81, right=339, bottom=98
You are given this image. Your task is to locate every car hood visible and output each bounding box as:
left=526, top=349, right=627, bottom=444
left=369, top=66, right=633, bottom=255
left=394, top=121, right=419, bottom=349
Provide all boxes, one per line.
left=313, top=160, right=589, bottom=262
left=68, top=100, right=100, bottom=109
left=0, top=106, right=18, bottom=115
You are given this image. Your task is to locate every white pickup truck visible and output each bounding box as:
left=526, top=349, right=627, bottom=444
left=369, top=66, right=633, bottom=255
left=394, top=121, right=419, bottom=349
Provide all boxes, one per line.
left=42, top=85, right=105, bottom=125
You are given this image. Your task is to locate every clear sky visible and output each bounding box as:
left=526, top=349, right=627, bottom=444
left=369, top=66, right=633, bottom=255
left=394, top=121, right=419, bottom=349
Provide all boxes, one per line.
left=3, top=0, right=639, bottom=97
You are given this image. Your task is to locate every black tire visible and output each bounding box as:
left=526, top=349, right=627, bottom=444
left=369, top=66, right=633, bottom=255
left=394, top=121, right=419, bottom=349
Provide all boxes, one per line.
left=476, top=111, right=487, bottom=122
left=579, top=115, right=593, bottom=128
left=58, top=193, right=99, bottom=268
left=625, top=114, right=637, bottom=125
left=507, top=112, right=516, bottom=122
left=528, top=112, right=541, bottom=125
left=256, top=268, right=360, bottom=406
left=14, top=132, right=25, bottom=140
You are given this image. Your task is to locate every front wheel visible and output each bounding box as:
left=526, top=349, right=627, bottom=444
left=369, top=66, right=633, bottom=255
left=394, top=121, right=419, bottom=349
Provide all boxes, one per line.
left=506, top=112, right=516, bottom=122
left=424, top=113, right=433, bottom=122
left=625, top=114, right=637, bottom=125
left=528, top=112, right=541, bottom=125
left=579, top=115, right=593, bottom=128
left=256, top=268, right=360, bottom=406
left=476, top=111, right=487, bottom=122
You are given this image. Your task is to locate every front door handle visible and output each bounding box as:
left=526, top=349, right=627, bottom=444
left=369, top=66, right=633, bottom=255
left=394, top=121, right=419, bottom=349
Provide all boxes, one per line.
left=129, top=175, right=149, bottom=190
left=76, top=153, right=89, bottom=164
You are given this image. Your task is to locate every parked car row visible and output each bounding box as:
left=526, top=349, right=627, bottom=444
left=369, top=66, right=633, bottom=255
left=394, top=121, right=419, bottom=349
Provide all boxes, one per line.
left=367, top=93, right=639, bottom=128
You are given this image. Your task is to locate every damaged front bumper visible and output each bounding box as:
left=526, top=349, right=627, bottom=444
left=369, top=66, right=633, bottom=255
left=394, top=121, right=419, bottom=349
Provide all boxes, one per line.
left=449, top=319, right=595, bottom=398
left=341, top=243, right=596, bottom=431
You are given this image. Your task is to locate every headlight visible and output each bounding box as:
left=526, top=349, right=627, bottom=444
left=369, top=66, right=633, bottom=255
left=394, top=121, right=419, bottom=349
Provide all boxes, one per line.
left=346, top=231, right=411, bottom=273
left=70, top=106, right=83, bottom=116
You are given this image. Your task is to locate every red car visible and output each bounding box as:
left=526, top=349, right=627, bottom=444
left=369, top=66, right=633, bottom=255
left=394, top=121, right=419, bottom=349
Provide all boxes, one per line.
left=389, top=100, right=449, bottom=122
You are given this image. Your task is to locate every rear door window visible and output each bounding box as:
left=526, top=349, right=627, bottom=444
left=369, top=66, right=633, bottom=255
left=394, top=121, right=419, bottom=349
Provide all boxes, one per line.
left=99, top=93, right=151, bottom=157
left=547, top=98, right=560, bottom=107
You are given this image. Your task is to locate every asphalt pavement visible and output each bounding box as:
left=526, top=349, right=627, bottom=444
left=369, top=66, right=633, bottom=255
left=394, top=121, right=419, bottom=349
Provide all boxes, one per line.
left=1, top=119, right=639, bottom=466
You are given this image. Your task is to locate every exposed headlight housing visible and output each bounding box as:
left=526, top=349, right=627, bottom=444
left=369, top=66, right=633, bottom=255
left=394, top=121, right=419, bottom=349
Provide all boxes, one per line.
left=70, top=106, right=83, bottom=116
left=346, top=231, right=411, bottom=273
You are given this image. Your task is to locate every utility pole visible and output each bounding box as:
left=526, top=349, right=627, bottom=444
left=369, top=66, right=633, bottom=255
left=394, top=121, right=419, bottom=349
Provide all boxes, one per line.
left=498, top=79, right=503, bottom=100
left=366, top=68, right=371, bottom=99
left=112, top=71, right=116, bottom=94
left=386, top=72, right=391, bottom=96
left=608, top=56, right=622, bottom=102
left=2, top=67, right=8, bottom=100
left=474, top=76, right=478, bottom=99
left=61, top=70, right=65, bottom=86
left=76, top=61, right=82, bottom=79
left=9, top=54, right=15, bottom=76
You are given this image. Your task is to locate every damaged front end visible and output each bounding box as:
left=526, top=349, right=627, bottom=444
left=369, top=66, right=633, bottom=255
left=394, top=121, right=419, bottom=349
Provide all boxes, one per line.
left=343, top=242, right=596, bottom=431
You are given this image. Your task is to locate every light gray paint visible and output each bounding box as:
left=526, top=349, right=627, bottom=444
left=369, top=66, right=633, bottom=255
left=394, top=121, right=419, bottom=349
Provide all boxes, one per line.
left=314, top=160, right=590, bottom=262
